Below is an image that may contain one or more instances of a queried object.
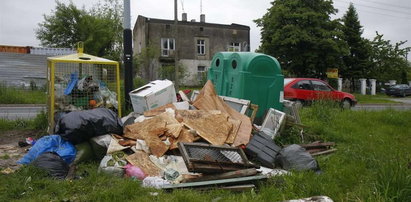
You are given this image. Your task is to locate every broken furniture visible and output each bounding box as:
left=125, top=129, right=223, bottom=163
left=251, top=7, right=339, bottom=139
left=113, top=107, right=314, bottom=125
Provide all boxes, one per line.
left=178, top=142, right=257, bottom=173
left=260, top=108, right=286, bottom=139
left=245, top=132, right=281, bottom=168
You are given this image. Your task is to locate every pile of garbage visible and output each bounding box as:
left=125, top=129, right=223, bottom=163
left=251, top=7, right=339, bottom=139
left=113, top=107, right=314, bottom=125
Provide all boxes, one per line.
left=16, top=80, right=335, bottom=192
left=55, top=72, right=118, bottom=112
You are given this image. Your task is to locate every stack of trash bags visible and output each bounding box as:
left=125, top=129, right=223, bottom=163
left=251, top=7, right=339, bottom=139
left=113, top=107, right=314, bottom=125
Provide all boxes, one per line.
left=17, top=108, right=123, bottom=179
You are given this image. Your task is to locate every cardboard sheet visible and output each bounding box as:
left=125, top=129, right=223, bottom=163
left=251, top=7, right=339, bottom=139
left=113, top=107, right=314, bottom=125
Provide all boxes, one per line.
left=192, top=81, right=252, bottom=146
left=177, top=110, right=232, bottom=145
left=124, top=116, right=167, bottom=140
left=225, top=118, right=241, bottom=144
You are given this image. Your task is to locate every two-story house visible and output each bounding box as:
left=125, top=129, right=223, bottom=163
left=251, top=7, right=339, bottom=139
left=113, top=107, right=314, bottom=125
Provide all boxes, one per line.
left=133, top=14, right=250, bottom=86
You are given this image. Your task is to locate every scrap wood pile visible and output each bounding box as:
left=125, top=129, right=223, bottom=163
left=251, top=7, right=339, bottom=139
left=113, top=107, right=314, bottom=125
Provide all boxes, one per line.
left=14, top=80, right=336, bottom=192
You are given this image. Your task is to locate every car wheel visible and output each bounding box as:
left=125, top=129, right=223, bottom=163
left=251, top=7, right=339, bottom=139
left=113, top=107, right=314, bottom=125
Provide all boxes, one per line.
left=342, top=99, right=351, bottom=109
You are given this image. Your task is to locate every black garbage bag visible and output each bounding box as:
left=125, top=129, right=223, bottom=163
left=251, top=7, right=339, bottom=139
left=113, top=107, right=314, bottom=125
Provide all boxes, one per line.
left=56, top=108, right=123, bottom=144
left=31, top=152, right=69, bottom=179
left=275, top=144, right=320, bottom=172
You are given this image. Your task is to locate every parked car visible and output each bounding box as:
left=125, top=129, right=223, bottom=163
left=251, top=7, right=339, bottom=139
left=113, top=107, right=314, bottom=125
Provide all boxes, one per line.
left=284, top=78, right=357, bottom=109
left=385, top=84, right=411, bottom=97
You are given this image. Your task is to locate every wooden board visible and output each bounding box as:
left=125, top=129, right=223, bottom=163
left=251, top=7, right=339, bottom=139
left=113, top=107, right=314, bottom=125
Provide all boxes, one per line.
left=157, top=110, right=183, bottom=138
left=177, top=110, right=232, bottom=145
left=184, top=168, right=257, bottom=182
left=192, top=81, right=252, bottom=146
left=126, top=151, right=161, bottom=177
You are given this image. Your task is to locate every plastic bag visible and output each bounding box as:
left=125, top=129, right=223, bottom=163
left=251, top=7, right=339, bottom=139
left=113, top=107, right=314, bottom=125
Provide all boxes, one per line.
left=56, top=108, right=123, bottom=144
left=31, top=152, right=69, bottom=179
left=124, top=164, right=146, bottom=180
left=98, top=152, right=127, bottom=177
left=17, top=135, right=76, bottom=165
left=275, top=144, right=320, bottom=172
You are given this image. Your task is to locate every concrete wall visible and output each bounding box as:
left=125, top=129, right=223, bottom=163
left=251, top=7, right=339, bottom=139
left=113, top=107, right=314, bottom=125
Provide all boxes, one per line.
left=133, top=15, right=250, bottom=86
left=179, top=59, right=211, bottom=86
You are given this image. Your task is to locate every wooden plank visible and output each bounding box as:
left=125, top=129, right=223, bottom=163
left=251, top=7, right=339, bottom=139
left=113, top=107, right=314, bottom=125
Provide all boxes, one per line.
left=311, top=148, right=337, bottom=156
left=161, top=175, right=268, bottom=189
left=192, top=81, right=252, bottom=146
left=184, top=168, right=257, bottom=182
left=300, top=142, right=335, bottom=149
left=123, top=116, right=167, bottom=140
left=126, top=151, right=162, bottom=176
left=179, top=90, right=191, bottom=102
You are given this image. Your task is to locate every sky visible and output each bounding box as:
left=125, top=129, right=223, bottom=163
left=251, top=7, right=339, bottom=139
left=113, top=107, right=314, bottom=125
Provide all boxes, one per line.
left=0, top=0, right=410, bottom=53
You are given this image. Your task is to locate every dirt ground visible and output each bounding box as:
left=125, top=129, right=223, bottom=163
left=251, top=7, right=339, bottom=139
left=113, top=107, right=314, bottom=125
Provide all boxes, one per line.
left=0, top=130, right=43, bottom=172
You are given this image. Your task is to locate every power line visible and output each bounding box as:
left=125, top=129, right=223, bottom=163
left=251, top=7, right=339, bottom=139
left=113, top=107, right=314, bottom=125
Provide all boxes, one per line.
left=357, top=0, right=411, bottom=11
left=334, top=0, right=411, bottom=16
left=334, top=0, right=411, bottom=20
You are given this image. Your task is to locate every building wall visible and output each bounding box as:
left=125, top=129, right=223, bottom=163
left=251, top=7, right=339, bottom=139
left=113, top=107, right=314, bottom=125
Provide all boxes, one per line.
left=179, top=59, right=211, bottom=86
left=133, top=15, right=250, bottom=86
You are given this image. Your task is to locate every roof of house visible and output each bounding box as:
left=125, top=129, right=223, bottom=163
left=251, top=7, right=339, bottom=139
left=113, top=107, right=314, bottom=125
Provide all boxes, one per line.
left=136, top=15, right=250, bottom=30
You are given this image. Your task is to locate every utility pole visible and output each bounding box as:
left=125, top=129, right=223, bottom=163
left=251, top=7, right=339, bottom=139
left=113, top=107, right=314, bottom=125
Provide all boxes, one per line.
left=174, top=0, right=179, bottom=90
left=123, top=0, right=133, bottom=109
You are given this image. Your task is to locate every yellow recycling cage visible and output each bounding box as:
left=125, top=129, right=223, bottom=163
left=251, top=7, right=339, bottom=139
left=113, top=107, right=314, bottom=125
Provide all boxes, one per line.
left=47, top=47, right=121, bottom=133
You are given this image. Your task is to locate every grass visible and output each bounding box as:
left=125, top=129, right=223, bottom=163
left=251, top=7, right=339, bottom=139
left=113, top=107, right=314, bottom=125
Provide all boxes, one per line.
left=354, top=93, right=400, bottom=104
left=0, top=102, right=410, bottom=201
left=0, top=84, right=46, bottom=104
left=0, top=111, right=48, bottom=133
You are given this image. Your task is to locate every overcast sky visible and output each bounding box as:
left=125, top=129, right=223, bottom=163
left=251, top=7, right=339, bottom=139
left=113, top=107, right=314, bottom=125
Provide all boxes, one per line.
left=0, top=0, right=410, bottom=53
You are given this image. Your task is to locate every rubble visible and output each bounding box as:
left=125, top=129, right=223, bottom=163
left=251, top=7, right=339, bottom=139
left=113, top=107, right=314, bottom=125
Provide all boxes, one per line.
left=14, top=79, right=336, bottom=193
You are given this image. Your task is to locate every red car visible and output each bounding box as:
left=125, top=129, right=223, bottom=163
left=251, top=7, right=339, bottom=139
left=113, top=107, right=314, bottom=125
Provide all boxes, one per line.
left=284, top=78, right=357, bottom=108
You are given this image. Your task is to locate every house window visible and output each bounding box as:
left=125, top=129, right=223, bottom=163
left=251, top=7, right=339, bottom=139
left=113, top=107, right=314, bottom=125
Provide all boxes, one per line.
left=197, top=66, right=206, bottom=80
left=227, top=42, right=241, bottom=52
left=197, top=39, right=205, bottom=55
left=161, top=38, right=175, bottom=56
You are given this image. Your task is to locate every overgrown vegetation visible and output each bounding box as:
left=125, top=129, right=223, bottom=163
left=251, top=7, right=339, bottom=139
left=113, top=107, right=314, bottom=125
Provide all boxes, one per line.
left=1, top=103, right=410, bottom=201
left=0, top=111, right=48, bottom=132
left=0, top=84, right=46, bottom=104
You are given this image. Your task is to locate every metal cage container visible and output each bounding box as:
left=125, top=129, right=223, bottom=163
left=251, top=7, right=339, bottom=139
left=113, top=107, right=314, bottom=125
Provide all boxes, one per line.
left=47, top=47, right=121, bottom=133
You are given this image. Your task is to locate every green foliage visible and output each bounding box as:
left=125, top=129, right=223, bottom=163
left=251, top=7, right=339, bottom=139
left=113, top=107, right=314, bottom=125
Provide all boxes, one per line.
left=353, top=93, right=399, bottom=104
left=341, top=3, right=372, bottom=84
left=1, top=109, right=411, bottom=201
left=0, top=112, right=48, bottom=132
left=369, top=32, right=411, bottom=82
left=135, top=44, right=160, bottom=81
left=0, top=83, right=46, bottom=104
left=36, top=0, right=123, bottom=60
left=255, top=0, right=348, bottom=78
left=159, top=64, right=189, bottom=84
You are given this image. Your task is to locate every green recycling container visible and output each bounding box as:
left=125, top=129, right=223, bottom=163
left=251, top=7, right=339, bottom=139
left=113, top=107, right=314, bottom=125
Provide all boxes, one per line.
left=207, top=52, right=284, bottom=120
left=207, top=52, right=232, bottom=93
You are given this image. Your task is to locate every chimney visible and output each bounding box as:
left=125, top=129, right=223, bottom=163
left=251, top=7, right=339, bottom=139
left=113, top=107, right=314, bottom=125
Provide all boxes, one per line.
left=200, top=14, right=205, bottom=23
left=182, top=13, right=187, bottom=22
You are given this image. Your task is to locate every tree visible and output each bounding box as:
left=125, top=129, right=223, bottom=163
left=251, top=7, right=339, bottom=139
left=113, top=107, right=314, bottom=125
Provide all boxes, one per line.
left=36, top=0, right=122, bottom=60
left=255, top=0, right=348, bottom=78
left=341, top=3, right=372, bottom=90
left=369, top=32, right=410, bottom=82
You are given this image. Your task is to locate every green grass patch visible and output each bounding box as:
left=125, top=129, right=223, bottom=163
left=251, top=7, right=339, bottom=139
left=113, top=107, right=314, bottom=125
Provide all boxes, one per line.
left=1, top=103, right=410, bottom=201
left=0, top=84, right=46, bottom=104
left=354, top=93, right=399, bottom=104
left=0, top=111, right=48, bottom=132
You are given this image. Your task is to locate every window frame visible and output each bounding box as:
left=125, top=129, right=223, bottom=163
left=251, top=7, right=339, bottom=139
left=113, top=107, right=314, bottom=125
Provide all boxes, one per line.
left=197, top=39, right=206, bottom=55
left=161, top=38, right=175, bottom=57
left=227, top=42, right=241, bottom=52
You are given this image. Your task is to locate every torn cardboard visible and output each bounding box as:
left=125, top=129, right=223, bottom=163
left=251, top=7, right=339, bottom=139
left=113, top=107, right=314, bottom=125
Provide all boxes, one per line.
left=192, top=81, right=252, bottom=146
